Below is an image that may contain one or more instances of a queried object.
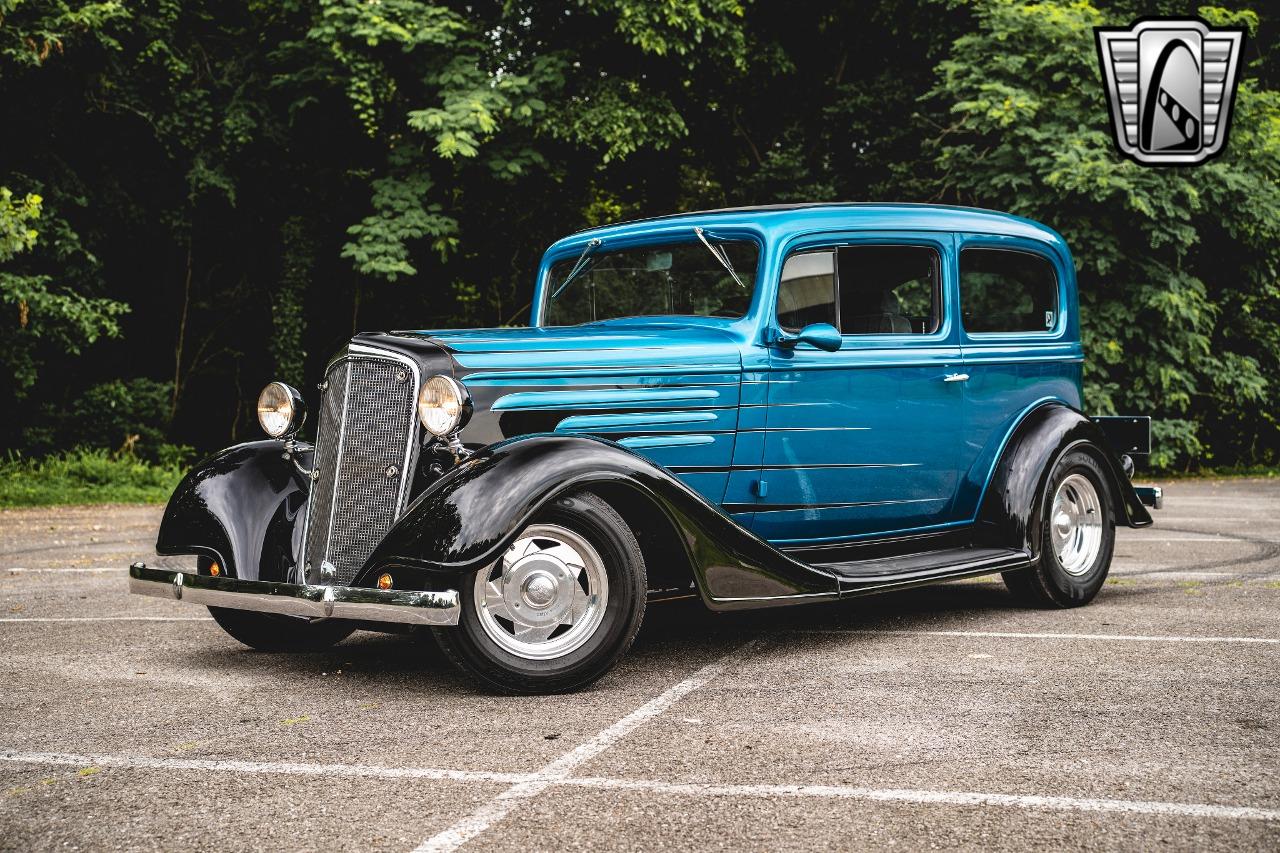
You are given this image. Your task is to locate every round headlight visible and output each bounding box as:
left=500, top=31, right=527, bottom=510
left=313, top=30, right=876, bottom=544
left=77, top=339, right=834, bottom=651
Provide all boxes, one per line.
left=417, top=375, right=471, bottom=437
left=257, top=381, right=305, bottom=438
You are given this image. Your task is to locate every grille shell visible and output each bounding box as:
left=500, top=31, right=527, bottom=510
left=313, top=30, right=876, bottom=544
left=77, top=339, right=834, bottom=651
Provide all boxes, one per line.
left=303, top=350, right=419, bottom=585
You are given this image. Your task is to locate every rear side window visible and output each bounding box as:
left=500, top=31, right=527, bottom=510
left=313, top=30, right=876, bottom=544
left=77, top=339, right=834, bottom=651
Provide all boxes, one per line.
left=960, top=248, right=1058, bottom=333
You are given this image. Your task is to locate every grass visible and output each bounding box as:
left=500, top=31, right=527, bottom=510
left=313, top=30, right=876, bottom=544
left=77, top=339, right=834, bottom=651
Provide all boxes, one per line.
left=0, top=448, right=184, bottom=507
left=0, top=446, right=1272, bottom=509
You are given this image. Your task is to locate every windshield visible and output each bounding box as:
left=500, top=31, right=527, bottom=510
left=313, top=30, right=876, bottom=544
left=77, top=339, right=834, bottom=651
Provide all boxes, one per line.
left=542, top=239, right=759, bottom=325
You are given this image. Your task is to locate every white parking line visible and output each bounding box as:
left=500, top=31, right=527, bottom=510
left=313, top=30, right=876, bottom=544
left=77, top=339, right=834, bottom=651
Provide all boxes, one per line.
left=0, top=616, right=212, bottom=623
left=3, top=749, right=1275, bottom=823
left=1120, top=570, right=1237, bottom=580
left=559, top=776, right=1280, bottom=821
left=1154, top=498, right=1276, bottom=505
left=414, top=639, right=760, bottom=853
left=5, top=567, right=124, bottom=574
left=0, top=750, right=523, bottom=784
left=795, top=629, right=1279, bottom=644
left=1116, top=537, right=1263, bottom=543
left=1152, top=518, right=1264, bottom=523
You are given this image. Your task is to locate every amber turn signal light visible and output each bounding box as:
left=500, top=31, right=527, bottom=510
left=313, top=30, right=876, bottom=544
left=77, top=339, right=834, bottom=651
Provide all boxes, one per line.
left=377, top=573, right=393, bottom=590
left=209, top=562, right=221, bottom=577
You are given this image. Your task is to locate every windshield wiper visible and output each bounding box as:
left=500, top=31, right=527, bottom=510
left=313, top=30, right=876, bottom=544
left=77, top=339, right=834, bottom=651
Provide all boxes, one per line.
left=550, top=238, right=602, bottom=300
left=694, top=227, right=747, bottom=289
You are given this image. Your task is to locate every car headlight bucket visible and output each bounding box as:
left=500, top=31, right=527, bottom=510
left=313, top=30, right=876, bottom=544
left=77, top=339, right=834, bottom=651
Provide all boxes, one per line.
left=418, top=375, right=472, bottom=437
left=257, top=381, right=306, bottom=438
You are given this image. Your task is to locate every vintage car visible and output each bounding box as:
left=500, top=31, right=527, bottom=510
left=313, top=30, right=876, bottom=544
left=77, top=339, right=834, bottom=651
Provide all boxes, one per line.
left=130, top=203, right=1162, bottom=693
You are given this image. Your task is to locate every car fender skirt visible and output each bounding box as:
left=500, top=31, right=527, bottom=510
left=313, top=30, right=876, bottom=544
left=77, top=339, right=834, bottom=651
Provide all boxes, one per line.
left=977, top=404, right=1153, bottom=557
left=156, top=440, right=311, bottom=583
left=362, top=434, right=839, bottom=608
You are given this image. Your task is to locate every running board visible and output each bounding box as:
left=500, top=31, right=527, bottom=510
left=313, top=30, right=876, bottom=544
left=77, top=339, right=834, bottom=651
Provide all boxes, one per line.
left=811, top=546, right=1032, bottom=597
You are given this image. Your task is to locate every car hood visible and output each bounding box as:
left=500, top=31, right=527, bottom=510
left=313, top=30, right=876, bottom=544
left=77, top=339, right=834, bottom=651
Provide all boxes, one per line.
left=405, top=320, right=742, bottom=357
left=363, top=321, right=747, bottom=448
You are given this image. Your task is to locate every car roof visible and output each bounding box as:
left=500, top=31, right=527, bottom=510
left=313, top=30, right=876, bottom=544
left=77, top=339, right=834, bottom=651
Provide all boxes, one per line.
left=554, top=202, right=1067, bottom=255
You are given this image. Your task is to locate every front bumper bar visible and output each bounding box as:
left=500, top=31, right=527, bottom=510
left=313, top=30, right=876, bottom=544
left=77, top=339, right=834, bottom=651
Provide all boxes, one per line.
left=129, top=563, right=461, bottom=626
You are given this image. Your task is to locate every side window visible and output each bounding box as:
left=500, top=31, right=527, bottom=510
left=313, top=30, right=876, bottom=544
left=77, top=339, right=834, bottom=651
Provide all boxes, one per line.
left=837, top=245, right=941, bottom=335
left=960, top=248, right=1058, bottom=333
left=777, top=251, right=837, bottom=331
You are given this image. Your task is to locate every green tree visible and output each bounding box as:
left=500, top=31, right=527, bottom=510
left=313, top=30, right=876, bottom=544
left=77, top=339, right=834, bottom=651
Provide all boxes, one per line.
left=0, top=0, right=1276, bottom=471
left=915, top=0, right=1279, bottom=468
left=0, top=186, right=127, bottom=401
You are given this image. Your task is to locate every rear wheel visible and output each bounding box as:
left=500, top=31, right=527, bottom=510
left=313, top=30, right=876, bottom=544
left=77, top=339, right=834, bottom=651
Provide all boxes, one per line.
left=1003, top=449, right=1115, bottom=608
left=433, top=491, right=646, bottom=694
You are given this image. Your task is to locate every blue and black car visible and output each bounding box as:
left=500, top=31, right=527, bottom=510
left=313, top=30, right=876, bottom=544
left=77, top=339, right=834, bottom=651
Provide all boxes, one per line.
left=130, top=203, right=1163, bottom=693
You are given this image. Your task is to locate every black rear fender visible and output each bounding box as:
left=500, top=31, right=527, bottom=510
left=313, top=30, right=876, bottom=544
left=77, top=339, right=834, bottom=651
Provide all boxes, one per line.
left=976, top=404, right=1153, bottom=559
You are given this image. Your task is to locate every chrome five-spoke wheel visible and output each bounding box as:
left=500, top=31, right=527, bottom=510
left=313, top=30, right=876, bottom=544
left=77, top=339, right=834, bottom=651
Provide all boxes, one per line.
left=473, top=523, right=609, bottom=660
left=436, top=491, right=646, bottom=693
left=1049, top=473, right=1103, bottom=576
left=1004, top=450, right=1115, bottom=608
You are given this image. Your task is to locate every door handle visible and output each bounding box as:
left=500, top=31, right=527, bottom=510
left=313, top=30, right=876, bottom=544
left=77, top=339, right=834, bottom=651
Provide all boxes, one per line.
left=943, top=373, right=969, bottom=383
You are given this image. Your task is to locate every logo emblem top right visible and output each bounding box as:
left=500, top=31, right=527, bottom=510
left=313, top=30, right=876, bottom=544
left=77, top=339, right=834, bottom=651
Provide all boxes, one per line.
left=1095, top=18, right=1246, bottom=165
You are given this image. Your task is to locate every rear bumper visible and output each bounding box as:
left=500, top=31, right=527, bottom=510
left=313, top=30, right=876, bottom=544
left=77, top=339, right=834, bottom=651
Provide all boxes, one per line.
left=128, top=563, right=460, bottom=626
left=1133, top=486, right=1163, bottom=510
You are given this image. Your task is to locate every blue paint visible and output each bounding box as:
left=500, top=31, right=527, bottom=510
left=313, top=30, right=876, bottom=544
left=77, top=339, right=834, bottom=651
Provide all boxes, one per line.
left=491, top=387, right=721, bottom=411
left=555, top=411, right=719, bottom=431
left=618, top=434, right=716, bottom=449
left=429, top=203, right=1084, bottom=545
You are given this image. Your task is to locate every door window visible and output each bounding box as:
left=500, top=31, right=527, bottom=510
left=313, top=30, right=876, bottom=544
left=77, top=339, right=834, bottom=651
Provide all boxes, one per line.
left=837, top=245, right=941, bottom=335
left=776, top=244, right=942, bottom=335
left=777, top=251, right=837, bottom=331
left=960, top=248, right=1058, bottom=333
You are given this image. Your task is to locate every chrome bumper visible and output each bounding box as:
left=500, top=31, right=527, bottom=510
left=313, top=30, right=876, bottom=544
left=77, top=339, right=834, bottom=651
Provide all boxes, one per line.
left=128, top=563, right=460, bottom=626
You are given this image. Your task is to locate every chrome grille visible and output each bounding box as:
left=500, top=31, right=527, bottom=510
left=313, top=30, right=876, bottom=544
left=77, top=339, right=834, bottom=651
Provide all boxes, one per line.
left=303, top=352, right=418, bottom=585
left=303, top=359, right=347, bottom=581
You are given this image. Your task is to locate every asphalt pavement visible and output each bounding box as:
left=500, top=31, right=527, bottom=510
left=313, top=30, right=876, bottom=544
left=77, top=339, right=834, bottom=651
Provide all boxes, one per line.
left=0, top=478, right=1277, bottom=851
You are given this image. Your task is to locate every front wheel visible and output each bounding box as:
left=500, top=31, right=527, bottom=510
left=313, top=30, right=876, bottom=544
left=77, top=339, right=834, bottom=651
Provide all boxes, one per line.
left=433, top=491, right=646, bottom=694
left=1003, top=449, right=1116, bottom=608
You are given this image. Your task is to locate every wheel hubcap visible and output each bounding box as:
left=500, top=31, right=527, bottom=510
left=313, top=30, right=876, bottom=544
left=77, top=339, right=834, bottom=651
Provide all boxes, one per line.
left=522, top=573, right=556, bottom=607
left=473, top=523, right=609, bottom=660
left=1049, top=473, right=1104, bottom=576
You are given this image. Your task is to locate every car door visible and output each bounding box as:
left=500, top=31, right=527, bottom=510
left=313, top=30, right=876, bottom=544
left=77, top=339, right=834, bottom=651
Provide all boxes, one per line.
left=749, top=232, right=966, bottom=544
left=952, top=234, right=1085, bottom=520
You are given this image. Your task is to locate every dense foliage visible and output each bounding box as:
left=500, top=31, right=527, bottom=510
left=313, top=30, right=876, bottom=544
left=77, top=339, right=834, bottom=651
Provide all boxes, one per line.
left=0, top=447, right=184, bottom=506
left=2, top=0, right=1277, bottom=471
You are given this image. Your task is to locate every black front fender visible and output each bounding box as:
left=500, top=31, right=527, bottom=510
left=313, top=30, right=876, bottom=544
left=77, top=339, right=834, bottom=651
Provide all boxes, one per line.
left=361, top=434, right=839, bottom=608
left=156, top=440, right=310, bottom=582
left=976, top=404, right=1153, bottom=559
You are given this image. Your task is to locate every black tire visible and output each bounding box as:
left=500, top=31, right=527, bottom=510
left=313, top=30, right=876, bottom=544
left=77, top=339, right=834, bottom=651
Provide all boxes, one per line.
left=433, top=491, right=646, bottom=694
left=207, top=607, right=357, bottom=651
left=196, top=555, right=356, bottom=651
left=1003, top=449, right=1116, bottom=608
